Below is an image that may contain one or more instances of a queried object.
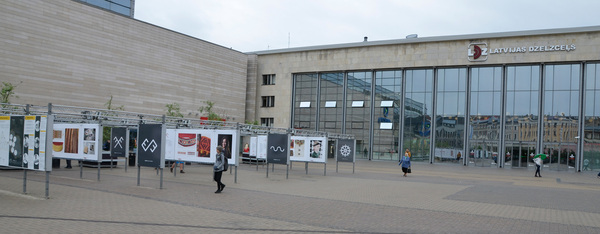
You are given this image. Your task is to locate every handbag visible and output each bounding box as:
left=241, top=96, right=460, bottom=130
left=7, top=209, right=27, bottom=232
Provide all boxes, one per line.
left=408, top=167, right=412, bottom=173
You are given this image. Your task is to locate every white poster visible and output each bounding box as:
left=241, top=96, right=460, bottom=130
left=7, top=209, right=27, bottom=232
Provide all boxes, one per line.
left=249, top=136, right=257, bottom=157
left=164, top=129, right=238, bottom=165
left=290, top=136, right=327, bottom=163
left=52, top=124, right=101, bottom=161
left=256, top=135, right=267, bottom=159
left=0, top=116, right=12, bottom=166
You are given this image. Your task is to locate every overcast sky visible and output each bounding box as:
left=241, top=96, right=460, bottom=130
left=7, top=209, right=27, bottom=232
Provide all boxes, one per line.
left=135, top=0, right=600, bottom=53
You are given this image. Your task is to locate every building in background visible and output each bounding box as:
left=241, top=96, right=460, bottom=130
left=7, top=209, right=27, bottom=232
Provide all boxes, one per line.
left=2, top=0, right=599, bottom=173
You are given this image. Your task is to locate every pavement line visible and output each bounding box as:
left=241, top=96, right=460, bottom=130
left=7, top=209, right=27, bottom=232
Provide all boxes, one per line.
left=0, top=190, right=45, bottom=200
left=0, top=215, right=381, bottom=234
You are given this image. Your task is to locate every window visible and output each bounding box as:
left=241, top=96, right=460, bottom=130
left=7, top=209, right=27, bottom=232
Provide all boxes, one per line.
left=261, top=96, right=275, bottom=107
left=262, top=74, right=276, bottom=85
left=261, top=118, right=274, bottom=127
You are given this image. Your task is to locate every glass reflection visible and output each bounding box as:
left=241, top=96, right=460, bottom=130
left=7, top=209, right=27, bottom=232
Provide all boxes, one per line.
left=584, top=64, right=600, bottom=172
left=373, top=70, right=402, bottom=160
left=403, top=69, right=433, bottom=161
left=319, top=73, right=344, bottom=132
left=469, top=67, right=502, bottom=167
left=293, top=74, right=318, bottom=130
left=505, top=65, right=540, bottom=168
left=542, top=64, right=580, bottom=171
left=434, top=68, right=466, bottom=163
left=346, top=71, right=372, bottom=159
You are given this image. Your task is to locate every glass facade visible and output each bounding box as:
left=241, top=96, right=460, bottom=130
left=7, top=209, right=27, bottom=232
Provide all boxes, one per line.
left=373, top=70, right=402, bottom=160
left=434, top=68, right=467, bottom=164
left=403, top=70, right=433, bottom=161
left=78, top=0, right=134, bottom=17
left=292, top=74, right=318, bottom=130
left=346, top=71, right=372, bottom=159
left=584, top=63, right=600, bottom=172
left=469, top=67, right=502, bottom=167
left=542, top=64, right=580, bottom=170
left=289, top=64, right=594, bottom=172
left=505, top=65, right=540, bottom=168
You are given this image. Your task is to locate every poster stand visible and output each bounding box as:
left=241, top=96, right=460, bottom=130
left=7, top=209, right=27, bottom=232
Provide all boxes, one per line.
left=335, top=139, right=356, bottom=174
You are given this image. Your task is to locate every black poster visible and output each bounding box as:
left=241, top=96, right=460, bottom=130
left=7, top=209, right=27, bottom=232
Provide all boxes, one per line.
left=267, top=133, right=288, bottom=165
left=9, top=116, right=24, bottom=167
left=336, top=139, right=355, bottom=162
left=138, top=124, right=163, bottom=167
left=111, top=127, right=127, bottom=157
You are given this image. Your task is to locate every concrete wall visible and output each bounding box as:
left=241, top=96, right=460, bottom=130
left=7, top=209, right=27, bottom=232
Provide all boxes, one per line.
left=0, top=0, right=248, bottom=121
left=254, top=30, right=600, bottom=128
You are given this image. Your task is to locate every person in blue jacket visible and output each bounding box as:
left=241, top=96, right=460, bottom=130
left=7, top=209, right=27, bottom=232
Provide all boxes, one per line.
left=400, top=148, right=411, bottom=177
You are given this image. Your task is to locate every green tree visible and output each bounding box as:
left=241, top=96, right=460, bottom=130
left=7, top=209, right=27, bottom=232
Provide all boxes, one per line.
left=104, top=95, right=125, bottom=111
left=1, top=81, right=22, bottom=104
left=166, top=102, right=184, bottom=118
left=198, top=100, right=222, bottom=120
left=103, top=96, right=125, bottom=142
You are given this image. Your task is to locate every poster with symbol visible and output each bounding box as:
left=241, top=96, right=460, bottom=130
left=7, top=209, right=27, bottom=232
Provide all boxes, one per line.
left=138, top=124, right=164, bottom=168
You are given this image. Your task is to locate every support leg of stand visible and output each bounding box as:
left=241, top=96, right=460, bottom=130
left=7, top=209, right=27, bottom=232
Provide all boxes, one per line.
left=45, top=171, right=50, bottom=199
left=23, top=170, right=27, bottom=194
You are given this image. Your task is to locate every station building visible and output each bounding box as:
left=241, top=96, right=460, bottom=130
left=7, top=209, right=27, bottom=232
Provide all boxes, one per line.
left=2, top=0, right=600, bottom=171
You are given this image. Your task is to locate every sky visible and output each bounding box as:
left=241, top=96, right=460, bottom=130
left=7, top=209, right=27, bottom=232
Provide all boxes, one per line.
left=135, top=0, right=600, bottom=53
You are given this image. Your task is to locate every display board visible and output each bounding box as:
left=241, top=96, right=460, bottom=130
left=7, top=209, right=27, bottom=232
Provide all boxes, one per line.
left=52, top=123, right=101, bottom=161
left=290, top=136, right=328, bottom=163
left=165, top=129, right=238, bottom=165
left=138, top=124, right=164, bottom=168
left=0, top=115, right=51, bottom=171
left=336, top=139, right=356, bottom=163
left=111, top=127, right=127, bottom=157
left=267, top=133, right=288, bottom=165
left=249, top=136, right=257, bottom=157
left=256, top=135, right=267, bottom=159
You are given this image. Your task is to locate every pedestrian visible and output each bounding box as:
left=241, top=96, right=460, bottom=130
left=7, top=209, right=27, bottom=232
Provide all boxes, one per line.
left=534, top=156, right=542, bottom=177
left=400, top=148, right=411, bottom=177
left=213, top=146, right=226, bottom=193
left=170, top=161, right=185, bottom=173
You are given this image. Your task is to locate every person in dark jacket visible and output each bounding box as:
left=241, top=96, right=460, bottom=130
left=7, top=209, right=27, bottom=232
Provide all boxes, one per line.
left=213, top=146, right=226, bottom=193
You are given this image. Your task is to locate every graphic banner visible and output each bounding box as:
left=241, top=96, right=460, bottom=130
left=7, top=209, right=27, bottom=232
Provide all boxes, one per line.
left=52, top=123, right=101, bottom=161
left=336, top=139, right=355, bottom=162
left=267, top=133, right=288, bottom=165
left=164, top=129, right=238, bottom=165
left=111, top=127, right=127, bottom=157
left=0, top=115, right=49, bottom=171
left=138, top=124, right=164, bottom=168
left=290, top=136, right=327, bottom=163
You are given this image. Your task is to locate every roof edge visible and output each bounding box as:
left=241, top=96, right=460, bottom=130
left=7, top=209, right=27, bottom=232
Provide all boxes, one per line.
left=247, top=25, right=600, bottom=55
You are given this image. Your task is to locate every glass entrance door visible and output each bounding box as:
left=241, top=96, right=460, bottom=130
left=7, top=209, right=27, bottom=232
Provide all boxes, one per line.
left=505, top=142, right=535, bottom=168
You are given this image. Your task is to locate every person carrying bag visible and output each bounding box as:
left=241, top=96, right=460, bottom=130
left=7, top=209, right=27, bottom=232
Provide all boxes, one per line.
left=399, top=148, right=412, bottom=177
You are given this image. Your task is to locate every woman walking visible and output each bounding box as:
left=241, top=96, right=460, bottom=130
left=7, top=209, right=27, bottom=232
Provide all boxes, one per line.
left=213, top=146, right=226, bottom=193
left=400, top=148, right=411, bottom=177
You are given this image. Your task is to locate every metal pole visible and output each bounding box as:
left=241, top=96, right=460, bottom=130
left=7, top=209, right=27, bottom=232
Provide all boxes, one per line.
left=160, top=168, right=163, bottom=189
left=97, top=160, right=101, bottom=181
left=336, top=161, right=338, bottom=173
left=137, top=165, right=141, bottom=186
left=79, top=160, right=83, bottom=178
left=23, top=170, right=27, bottom=194
left=234, top=166, right=237, bottom=183
left=266, top=163, right=269, bottom=178
left=286, top=164, right=289, bottom=179
left=45, top=171, right=50, bottom=199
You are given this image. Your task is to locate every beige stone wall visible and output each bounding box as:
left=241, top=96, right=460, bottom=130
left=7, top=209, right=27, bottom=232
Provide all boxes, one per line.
left=255, top=31, right=600, bottom=128
left=0, top=0, right=248, bottom=121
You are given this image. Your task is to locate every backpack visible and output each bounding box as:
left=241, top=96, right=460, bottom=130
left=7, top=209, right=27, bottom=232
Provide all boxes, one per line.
left=223, top=155, right=229, bottom=172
